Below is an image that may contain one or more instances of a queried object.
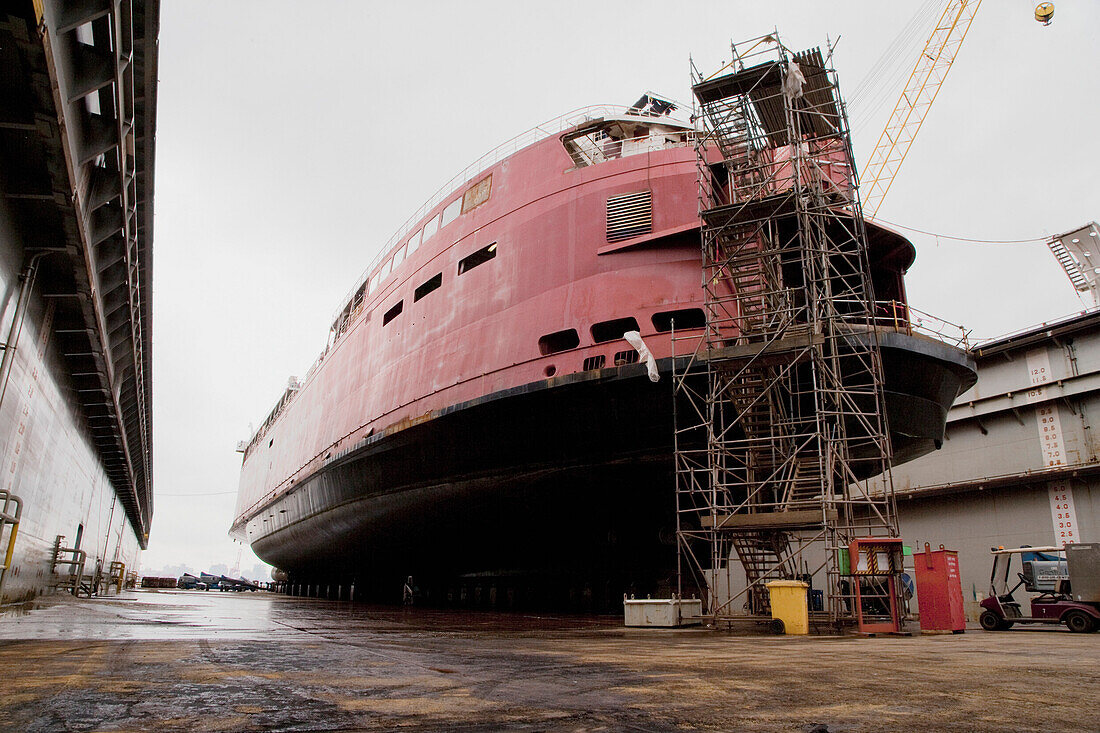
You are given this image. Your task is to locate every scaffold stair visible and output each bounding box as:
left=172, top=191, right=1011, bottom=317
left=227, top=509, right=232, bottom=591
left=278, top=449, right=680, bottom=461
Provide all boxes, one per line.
left=731, top=531, right=792, bottom=614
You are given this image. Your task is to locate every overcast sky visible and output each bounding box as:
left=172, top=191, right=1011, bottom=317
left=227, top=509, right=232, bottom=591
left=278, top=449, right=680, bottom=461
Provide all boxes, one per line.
left=143, top=1, right=1099, bottom=577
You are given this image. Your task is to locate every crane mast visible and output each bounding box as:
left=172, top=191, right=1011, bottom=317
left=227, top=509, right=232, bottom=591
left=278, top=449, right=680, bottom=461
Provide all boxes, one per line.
left=860, top=0, right=982, bottom=218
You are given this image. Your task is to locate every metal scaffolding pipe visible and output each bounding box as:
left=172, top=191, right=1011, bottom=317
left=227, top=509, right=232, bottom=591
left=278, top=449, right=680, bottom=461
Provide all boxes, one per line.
left=52, top=538, right=89, bottom=596
left=0, top=254, right=47, bottom=417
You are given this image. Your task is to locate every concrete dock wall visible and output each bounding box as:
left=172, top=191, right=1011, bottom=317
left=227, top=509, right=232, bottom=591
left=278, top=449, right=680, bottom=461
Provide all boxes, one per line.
left=0, top=203, right=141, bottom=605
left=892, top=311, right=1100, bottom=616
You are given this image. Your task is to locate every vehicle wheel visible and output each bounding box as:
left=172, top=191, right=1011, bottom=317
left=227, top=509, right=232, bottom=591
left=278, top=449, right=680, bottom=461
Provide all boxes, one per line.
left=979, top=611, right=1004, bottom=631
left=769, top=618, right=785, bottom=635
left=1064, top=610, right=1096, bottom=633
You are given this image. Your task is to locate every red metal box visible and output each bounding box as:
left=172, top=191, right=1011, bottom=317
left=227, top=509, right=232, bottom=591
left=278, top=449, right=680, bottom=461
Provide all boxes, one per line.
left=913, top=543, right=966, bottom=632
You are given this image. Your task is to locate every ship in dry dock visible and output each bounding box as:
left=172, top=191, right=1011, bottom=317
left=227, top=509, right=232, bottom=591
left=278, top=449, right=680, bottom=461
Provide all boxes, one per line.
left=232, top=69, right=976, bottom=609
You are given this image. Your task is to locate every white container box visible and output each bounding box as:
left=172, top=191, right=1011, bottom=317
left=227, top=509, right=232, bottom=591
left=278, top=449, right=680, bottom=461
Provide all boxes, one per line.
left=623, top=597, right=703, bottom=627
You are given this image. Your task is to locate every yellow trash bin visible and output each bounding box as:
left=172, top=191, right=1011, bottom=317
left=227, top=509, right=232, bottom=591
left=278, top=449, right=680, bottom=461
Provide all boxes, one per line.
left=766, top=580, right=810, bottom=635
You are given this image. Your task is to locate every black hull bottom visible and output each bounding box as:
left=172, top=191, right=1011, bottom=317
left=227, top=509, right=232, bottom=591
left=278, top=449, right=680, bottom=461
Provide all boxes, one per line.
left=248, top=332, right=975, bottom=610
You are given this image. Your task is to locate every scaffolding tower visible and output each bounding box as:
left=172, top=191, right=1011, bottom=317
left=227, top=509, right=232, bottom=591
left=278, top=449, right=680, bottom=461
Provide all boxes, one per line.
left=674, top=34, right=901, bottom=627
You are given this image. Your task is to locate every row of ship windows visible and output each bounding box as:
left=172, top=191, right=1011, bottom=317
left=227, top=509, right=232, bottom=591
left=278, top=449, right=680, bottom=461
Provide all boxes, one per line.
left=378, top=242, right=499, bottom=328
left=537, top=307, right=706, bottom=357
left=377, top=267, right=704, bottom=370
left=336, top=174, right=494, bottom=334
left=338, top=184, right=649, bottom=338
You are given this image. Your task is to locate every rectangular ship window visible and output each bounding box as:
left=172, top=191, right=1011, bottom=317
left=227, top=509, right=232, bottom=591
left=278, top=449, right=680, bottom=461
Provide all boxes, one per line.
left=441, top=198, right=461, bottom=228
left=392, top=243, right=407, bottom=268
left=652, top=308, right=707, bottom=332
left=606, top=191, right=652, bottom=242
left=406, top=229, right=422, bottom=256
left=538, top=329, right=580, bottom=355
left=414, top=273, right=442, bottom=302
left=382, top=300, right=403, bottom=326
left=583, top=355, right=606, bottom=371
left=462, top=174, right=492, bottom=214
left=423, top=214, right=439, bottom=242
left=613, top=349, right=639, bottom=366
left=458, top=242, right=497, bottom=275
left=590, top=317, right=640, bottom=344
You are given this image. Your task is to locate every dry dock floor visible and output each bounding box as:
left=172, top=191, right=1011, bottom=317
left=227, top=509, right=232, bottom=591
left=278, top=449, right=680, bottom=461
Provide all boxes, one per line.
left=0, top=590, right=1096, bottom=732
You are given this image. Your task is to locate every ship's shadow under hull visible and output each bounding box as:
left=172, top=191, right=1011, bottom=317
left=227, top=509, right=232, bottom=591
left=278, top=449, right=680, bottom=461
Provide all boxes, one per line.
left=249, top=333, right=975, bottom=611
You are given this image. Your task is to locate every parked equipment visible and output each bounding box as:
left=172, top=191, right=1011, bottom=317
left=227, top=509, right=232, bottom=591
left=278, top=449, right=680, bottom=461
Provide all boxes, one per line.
left=979, top=543, right=1100, bottom=633
left=847, top=538, right=905, bottom=634
left=913, top=543, right=966, bottom=633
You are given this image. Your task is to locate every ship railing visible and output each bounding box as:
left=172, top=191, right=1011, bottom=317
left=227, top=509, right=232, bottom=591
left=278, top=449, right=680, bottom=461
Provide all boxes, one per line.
left=332, top=103, right=691, bottom=326
left=838, top=299, right=970, bottom=350
left=970, top=307, right=1098, bottom=349
left=564, top=128, right=695, bottom=168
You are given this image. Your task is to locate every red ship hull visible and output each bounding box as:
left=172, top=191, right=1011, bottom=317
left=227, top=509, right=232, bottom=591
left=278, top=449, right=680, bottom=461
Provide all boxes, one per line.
left=233, top=109, right=975, bottom=607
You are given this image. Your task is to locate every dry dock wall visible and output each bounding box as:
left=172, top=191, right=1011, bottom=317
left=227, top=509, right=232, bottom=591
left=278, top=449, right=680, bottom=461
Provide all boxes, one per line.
left=0, top=201, right=142, bottom=605
left=0, top=1, right=158, bottom=606
left=897, top=486, right=1096, bottom=613
left=892, top=311, right=1100, bottom=616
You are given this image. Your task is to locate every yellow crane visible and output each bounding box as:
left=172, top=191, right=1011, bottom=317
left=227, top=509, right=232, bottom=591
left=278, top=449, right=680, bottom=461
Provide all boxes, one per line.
left=859, top=0, right=982, bottom=218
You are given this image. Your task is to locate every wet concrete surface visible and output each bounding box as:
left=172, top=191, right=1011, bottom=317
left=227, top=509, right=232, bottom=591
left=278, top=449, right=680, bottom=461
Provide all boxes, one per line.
left=0, top=590, right=1097, bottom=732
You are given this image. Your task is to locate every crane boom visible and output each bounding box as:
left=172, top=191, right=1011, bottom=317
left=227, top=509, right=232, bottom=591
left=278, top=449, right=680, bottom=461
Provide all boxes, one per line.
left=860, top=0, right=982, bottom=218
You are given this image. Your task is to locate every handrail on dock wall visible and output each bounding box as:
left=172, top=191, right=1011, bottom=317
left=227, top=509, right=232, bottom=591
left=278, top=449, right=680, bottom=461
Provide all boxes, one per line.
left=106, top=561, right=126, bottom=594
left=52, top=536, right=89, bottom=597
left=0, top=489, right=23, bottom=602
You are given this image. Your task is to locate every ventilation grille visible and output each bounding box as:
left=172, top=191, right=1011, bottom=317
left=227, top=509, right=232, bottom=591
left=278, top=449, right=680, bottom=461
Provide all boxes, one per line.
left=613, top=349, right=639, bottom=366
left=583, top=355, right=606, bottom=371
left=606, top=191, right=652, bottom=242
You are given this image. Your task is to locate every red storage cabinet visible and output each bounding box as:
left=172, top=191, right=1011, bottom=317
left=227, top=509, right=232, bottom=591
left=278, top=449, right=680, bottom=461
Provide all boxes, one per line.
left=913, top=543, right=966, bottom=633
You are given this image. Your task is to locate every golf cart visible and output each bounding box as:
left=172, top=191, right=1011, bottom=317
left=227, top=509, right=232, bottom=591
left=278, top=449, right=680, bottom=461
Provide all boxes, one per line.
left=979, top=543, right=1100, bottom=633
